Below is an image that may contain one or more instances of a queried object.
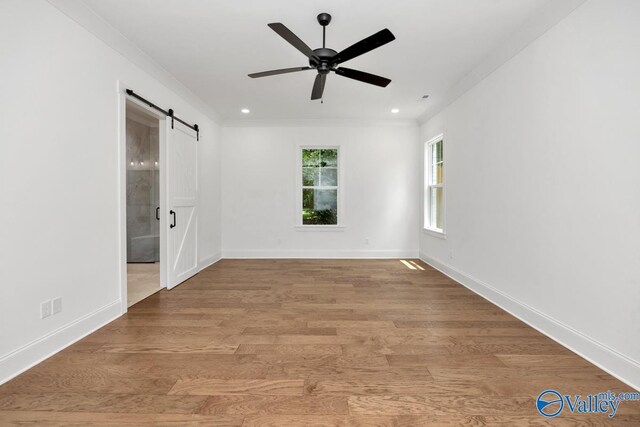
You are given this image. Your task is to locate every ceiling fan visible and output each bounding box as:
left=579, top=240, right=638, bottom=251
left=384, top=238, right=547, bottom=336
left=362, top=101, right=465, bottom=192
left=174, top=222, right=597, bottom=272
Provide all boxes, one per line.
left=248, top=13, right=395, bottom=100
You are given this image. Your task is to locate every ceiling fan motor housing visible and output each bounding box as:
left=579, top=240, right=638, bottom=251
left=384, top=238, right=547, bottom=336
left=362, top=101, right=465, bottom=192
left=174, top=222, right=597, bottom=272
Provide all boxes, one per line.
left=310, top=48, right=337, bottom=72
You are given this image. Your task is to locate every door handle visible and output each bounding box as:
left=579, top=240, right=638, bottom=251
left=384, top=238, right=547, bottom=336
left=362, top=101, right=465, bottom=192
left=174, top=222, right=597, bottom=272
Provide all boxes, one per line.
left=170, top=210, right=176, bottom=228
left=155, top=207, right=160, bottom=221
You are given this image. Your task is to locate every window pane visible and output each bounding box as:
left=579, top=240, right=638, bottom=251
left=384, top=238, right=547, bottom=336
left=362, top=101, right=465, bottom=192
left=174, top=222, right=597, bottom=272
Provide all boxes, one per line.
left=432, top=140, right=443, bottom=164
left=430, top=187, right=443, bottom=230
left=302, top=149, right=321, bottom=166
left=302, top=167, right=320, bottom=186
left=320, top=167, right=337, bottom=186
left=302, top=189, right=337, bottom=225
left=320, top=149, right=338, bottom=166
left=432, top=162, right=443, bottom=184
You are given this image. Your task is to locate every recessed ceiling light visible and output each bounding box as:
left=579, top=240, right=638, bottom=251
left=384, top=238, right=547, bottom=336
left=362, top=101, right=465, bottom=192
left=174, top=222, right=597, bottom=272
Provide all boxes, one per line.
left=241, top=108, right=250, bottom=114
left=391, top=108, right=399, bottom=114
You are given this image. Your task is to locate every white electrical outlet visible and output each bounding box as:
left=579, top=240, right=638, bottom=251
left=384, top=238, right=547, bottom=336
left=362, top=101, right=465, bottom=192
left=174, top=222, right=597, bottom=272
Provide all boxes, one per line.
left=365, top=238, right=370, bottom=245
left=52, top=297, right=62, bottom=315
left=41, top=301, right=52, bottom=319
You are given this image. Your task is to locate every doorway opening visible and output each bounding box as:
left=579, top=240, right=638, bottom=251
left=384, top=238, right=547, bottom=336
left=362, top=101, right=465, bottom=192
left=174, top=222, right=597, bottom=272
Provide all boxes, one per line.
left=119, top=85, right=200, bottom=313
left=125, top=100, right=162, bottom=307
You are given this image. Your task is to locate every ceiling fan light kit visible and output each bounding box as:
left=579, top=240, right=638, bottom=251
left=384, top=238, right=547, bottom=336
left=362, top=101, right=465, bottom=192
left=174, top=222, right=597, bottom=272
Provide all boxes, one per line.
left=249, top=13, right=395, bottom=101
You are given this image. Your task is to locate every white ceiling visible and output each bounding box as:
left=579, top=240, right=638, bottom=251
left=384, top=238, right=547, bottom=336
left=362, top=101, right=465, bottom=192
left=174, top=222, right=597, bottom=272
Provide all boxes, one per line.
left=81, top=0, right=565, bottom=121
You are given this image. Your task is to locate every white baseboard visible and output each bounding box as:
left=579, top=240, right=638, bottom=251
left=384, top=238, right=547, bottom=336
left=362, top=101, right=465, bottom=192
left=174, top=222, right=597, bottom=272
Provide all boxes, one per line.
left=0, top=300, right=121, bottom=385
left=419, top=252, right=640, bottom=392
left=198, top=252, right=222, bottom=271
left=222, top=249, right=419, bottom=259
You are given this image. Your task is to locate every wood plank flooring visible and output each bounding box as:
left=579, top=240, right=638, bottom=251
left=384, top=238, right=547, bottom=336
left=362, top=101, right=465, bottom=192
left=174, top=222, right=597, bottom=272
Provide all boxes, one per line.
left=0, top=259, right=638, bottom=426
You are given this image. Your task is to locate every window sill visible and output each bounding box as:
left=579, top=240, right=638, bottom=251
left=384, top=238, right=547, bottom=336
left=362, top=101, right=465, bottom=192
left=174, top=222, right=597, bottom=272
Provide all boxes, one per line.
left=295, top=225, right=346, bottom=232
left=423, top=228, right=446, bottom=239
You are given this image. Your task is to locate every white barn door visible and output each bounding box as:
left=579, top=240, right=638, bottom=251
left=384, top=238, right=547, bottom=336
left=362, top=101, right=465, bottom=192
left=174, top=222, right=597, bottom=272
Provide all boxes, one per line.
left=166, top=121, right=198, bottom=289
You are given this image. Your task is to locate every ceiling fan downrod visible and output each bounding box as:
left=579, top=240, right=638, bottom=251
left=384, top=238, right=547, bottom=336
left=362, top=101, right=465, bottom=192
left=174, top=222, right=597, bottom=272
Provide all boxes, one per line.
left=317, top=12, right=331, bottom=48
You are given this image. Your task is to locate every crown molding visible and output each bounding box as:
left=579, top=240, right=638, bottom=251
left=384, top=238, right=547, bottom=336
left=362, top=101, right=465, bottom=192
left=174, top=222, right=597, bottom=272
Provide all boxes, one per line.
left=417, top=0, right=586, bottom=125
left=46, top=0, right=221, bottom=124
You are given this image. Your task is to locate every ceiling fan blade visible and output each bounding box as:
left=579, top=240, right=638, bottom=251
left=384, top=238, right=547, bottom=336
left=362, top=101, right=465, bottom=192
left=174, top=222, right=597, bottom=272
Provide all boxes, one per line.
left=248, top=67, right=312, bottom=78
left=330, top=28, right=395, bottom=65
left=311, top=74, right=326, bottom=100
left=334, top=67, right=391, bottom=87
left=268, top=23, right=318, bottom=60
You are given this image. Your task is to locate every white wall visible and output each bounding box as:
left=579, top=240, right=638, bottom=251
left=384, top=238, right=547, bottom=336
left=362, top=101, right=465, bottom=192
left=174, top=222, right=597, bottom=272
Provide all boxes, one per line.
left=419, top=0, right=640, bottom=388
left=0, top=0, right=221, bottom=383
left=221, top=123, right=419, bottom=258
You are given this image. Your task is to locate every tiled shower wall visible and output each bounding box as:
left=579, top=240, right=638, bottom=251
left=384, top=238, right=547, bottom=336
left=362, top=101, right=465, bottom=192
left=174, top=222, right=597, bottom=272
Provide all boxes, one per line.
left=126, top=118, right=159, bottom=262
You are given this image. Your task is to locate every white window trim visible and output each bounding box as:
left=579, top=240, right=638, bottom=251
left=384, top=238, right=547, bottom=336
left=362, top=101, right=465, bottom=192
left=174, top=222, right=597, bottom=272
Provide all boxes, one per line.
left=424, top=134, right=446, bottom=238
left=295, top=145, right=344, bottom=230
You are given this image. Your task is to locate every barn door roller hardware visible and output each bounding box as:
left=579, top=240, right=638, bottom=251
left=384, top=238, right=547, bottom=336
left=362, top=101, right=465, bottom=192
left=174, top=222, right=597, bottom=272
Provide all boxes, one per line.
left=125, top=89, right=200, bottom=141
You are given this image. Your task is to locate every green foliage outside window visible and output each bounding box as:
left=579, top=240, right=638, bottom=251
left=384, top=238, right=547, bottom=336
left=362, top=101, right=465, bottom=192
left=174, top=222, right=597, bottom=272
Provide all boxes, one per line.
left=302, top=148, right=338, bottom=225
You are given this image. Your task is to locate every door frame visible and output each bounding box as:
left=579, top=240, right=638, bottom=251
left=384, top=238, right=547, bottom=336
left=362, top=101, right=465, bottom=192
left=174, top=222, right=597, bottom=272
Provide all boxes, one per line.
left=117, top=80, right=168, bottom=314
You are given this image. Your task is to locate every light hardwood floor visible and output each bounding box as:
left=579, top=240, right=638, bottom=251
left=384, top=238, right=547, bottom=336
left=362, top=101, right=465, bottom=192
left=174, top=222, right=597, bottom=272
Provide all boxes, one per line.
left=0, top=259, right=637, bottom=426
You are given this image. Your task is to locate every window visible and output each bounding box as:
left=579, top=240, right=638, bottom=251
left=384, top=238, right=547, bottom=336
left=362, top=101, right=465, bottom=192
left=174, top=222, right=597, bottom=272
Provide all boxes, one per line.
left=300, top=147, right=339, bottom=226
left=425, top=136, right=444, bottom=234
